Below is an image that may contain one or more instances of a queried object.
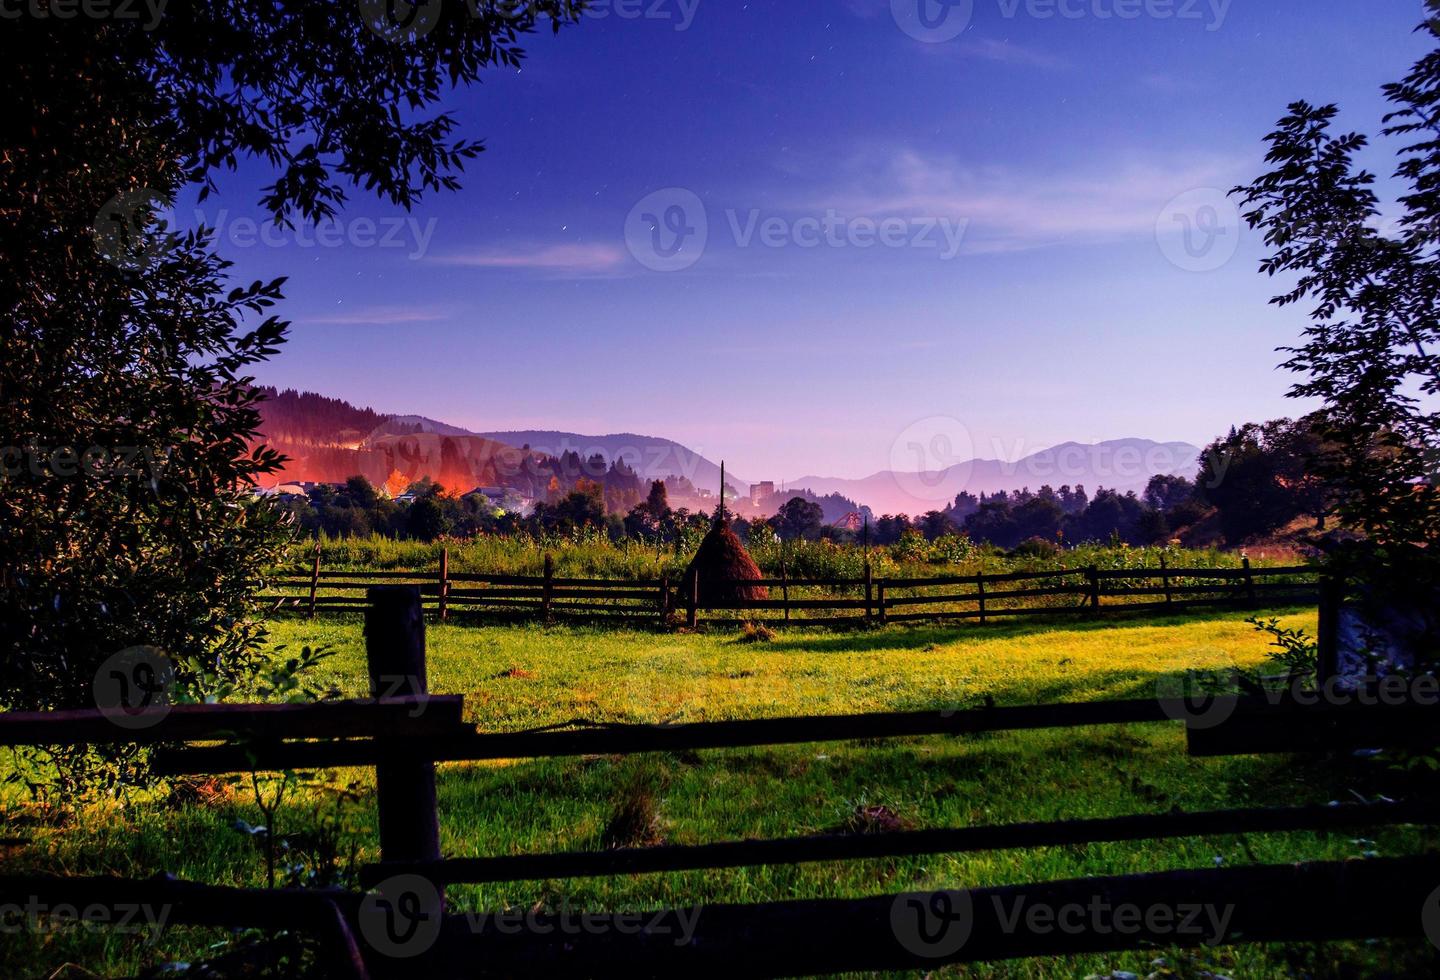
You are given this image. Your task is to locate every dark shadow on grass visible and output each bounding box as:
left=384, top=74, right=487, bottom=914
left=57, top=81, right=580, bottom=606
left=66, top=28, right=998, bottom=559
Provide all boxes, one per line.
left=752, top=605, right=1317, bottom=657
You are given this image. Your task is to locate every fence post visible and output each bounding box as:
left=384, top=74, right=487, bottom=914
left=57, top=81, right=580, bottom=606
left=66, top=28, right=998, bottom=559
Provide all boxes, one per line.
left=659, top=573, right=670, bottom=625
left=1242, top=556, right=1257, bottom=608
left=438, top=546, right=449, bottom=622
left=780, top=559, right=790, bottom=623
left=1160, top=554, right=1173, bottom=608
left=307, top=546, right=321, bottom=620
left=364, top=587, right=442, bottom=880
left=542, top=553, right=554, bottom=620
left=864, top=563, right=874, bottom=624
left=877, top=581, right=887, bottom=625
left=977, top=571, right=987, bottom=625
left=1317, top=575, right=1342, bottom=685
left=1087, top=566, right=1101, bottom=612
left=687, top=567, right=699, bottom=628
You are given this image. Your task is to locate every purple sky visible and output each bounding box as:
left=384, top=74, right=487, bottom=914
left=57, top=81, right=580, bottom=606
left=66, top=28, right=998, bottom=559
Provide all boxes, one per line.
left=189, top=0, right=1431, bottom=481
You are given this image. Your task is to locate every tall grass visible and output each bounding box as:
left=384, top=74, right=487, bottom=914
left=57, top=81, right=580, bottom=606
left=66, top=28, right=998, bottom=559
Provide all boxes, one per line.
left=303, top=532, right=1296, bottom=581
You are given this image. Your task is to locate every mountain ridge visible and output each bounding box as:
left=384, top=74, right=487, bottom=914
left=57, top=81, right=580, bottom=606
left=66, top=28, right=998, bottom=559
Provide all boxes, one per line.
left=255, top=388, right=1202, bottom=514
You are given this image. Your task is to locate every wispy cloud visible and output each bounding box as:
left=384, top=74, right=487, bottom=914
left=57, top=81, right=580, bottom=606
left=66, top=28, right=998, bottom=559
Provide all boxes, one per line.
left=433, top=242, right=627, bottom=273
left=303, top=305, right=449, bottom=327
left=957, top=38, right=1069, bottom=70
left=806, top=149, right=1250, bottom=253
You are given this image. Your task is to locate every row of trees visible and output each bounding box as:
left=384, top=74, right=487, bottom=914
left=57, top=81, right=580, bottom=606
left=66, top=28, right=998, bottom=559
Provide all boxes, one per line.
left=280, top=413, right=1338, bottom=551
left=853, top=414, right=1336, bottom=553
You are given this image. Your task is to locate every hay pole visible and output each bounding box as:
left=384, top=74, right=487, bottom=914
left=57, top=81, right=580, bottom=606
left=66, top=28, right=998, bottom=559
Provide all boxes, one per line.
left=308, top=544, right=321, bottom=620
left=780, top=556, right=790, bottom=622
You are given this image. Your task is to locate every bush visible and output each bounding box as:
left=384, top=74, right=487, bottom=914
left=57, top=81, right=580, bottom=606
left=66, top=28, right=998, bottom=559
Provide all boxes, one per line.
left=1011, top=537, right=1061, bottom=560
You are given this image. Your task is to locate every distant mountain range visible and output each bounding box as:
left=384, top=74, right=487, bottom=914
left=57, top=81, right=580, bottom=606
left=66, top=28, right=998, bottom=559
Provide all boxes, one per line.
left=788, top=439, right=1201, bottom=516
left=254, top=389, right=1200, bottom=515
left=472, top=430, right=743, bottom=495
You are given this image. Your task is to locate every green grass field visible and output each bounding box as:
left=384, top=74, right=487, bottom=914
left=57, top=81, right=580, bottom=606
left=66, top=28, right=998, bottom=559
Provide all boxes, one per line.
left=3, top=607, right=1436, bottom=977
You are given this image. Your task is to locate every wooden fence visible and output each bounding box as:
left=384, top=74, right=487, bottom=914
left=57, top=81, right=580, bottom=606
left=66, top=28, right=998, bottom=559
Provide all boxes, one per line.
left=3, top=586, right=1432, bottom=978
left=260, top=552, right=1319, bottom=626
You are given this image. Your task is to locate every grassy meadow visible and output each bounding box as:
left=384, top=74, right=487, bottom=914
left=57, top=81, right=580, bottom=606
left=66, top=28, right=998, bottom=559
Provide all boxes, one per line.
left=3, top=606, right=1436, bottom=977
left=299, top=531, right=1303, bottom=581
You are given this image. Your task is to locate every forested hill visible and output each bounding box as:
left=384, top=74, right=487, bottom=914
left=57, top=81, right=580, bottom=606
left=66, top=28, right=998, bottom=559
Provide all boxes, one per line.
left=253, top=387, right=391, bottom=447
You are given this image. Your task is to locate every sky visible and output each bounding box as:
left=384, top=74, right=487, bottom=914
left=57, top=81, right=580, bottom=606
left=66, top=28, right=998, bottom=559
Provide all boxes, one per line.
left=190, top=0, right=1433, bottom=482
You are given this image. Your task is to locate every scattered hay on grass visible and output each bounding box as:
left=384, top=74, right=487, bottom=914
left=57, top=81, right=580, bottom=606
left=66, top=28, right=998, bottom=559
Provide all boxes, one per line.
left=739, top=621, right=775, bottom=643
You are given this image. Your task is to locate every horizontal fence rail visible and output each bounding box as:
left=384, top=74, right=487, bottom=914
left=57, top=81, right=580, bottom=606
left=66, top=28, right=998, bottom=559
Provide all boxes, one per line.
left=12, top=587, right=1431, bottom=980
left=0, top=696, right=461, bottom=746
left=151, top=692, right=1440, bottom=777
left=259, top=551, right=1320, bottom=626
left=416, top=856, right=1439, bottom=977
left=359, top=799, right=1428, bottom=888
left=153, top=697, right=1189, bottom=775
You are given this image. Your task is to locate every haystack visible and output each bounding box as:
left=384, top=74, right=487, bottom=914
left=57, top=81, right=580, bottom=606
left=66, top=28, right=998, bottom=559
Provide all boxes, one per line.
left=684, top=516, right=768, bottom=603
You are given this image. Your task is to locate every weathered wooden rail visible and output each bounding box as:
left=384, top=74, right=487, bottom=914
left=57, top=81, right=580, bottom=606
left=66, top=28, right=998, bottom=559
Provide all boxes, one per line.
left=4, top=585, right=1434, bottom=979
left=259, top=552, right=1319, bottom=627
